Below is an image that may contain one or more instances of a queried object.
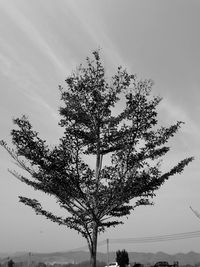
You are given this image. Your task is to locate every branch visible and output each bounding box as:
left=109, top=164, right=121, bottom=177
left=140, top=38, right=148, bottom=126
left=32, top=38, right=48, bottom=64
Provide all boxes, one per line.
left=8, top=168, right=93, bottom=223
left=190, top=206, right=200, bottom=219
left=0, top=141, right=35, bottom=176
left=19, top=196, right=88, bottom=236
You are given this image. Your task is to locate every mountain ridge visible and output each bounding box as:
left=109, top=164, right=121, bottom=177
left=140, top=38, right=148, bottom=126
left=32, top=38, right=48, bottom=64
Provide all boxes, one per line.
left=1, top=251, right=200, bottom=265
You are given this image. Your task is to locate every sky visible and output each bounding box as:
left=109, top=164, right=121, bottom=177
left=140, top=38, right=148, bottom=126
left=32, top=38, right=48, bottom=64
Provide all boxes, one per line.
left=0, top=0, right=200, bottom=255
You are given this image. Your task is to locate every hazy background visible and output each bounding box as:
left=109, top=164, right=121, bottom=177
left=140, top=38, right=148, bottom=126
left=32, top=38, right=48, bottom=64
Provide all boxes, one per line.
left=0, top=0, right=200, bottom=254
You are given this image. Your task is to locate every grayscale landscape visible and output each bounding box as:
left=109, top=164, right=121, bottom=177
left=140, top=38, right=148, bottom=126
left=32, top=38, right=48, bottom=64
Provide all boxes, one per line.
left=0, top=1, right=200, bottom=267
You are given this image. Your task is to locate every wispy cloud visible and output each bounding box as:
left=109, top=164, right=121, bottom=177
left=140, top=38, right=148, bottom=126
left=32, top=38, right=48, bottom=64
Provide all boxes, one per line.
left=65, top=1, right=126, bottom=69
left=21, top=87, right=60, bottom=122
left=0, top=52, right=12, bottom=76
left=0, top=48, right=59, bottom=121
left=0, top=2, right=64, bottom=122
left=159, top=98, right=200, bottom=138
left=0, top=1, right=70, bottom=77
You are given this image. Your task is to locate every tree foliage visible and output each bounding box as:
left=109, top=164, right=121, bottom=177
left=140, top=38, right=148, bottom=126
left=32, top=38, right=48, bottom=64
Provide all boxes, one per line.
left=116, top=250, right=129, bottom=267
left=0, top=50, right=193, bottom=267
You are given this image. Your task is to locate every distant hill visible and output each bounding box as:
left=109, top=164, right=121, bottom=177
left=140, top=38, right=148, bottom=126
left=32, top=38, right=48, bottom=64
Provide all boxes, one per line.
left=0, top=253, right=10, bottom=258
left=1, top=251, right=200, bottom=265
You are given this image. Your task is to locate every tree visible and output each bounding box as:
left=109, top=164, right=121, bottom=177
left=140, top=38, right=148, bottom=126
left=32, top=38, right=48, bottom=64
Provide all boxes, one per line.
left=0, top=50, right=193, bottom=267
left=116, top=250, right=129, bottom=267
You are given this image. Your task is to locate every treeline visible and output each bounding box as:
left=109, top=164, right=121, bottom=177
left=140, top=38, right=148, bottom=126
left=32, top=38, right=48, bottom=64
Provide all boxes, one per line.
left=0, top=261, right=106, bottom=267
left=46, top=261, right=106, bottom=267
left=2, top=259, right=200, bottom=267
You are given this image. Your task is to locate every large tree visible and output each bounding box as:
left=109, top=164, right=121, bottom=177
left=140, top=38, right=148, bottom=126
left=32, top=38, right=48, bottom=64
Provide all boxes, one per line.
left=1, top=51, right=193, bottom=267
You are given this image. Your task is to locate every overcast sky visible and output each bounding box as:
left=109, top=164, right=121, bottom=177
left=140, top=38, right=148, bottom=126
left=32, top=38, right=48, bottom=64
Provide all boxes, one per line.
left=0, top=0, right=200, bottom=254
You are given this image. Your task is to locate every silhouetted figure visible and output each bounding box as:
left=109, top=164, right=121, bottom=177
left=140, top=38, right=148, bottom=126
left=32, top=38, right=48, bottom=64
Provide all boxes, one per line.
left=8, top=259, right=14, bottom=267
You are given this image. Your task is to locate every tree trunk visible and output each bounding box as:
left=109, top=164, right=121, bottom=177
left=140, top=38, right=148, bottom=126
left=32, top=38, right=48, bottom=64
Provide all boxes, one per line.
left=91, top=127, right=100, bottom=267
left=90, top=247, right=97, bottom=267
left=90, top=224, right=98, bottom=267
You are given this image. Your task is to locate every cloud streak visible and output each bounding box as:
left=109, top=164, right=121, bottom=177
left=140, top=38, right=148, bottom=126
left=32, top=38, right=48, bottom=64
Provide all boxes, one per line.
left=65, top=1, right=126, bottom=69
left=0, top=1, right=70, bottom=77
left=0, top=49, right=59, bottom=122
left=159, top=98, right=200, bottom=140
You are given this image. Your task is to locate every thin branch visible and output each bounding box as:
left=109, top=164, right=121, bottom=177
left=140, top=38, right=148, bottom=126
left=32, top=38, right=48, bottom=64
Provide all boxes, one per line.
left=190, top=206, right=200, bottom=219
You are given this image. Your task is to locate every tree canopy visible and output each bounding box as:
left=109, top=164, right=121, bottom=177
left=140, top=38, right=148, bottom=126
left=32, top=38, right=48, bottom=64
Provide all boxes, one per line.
left=0, top=50, right=193, bottom=267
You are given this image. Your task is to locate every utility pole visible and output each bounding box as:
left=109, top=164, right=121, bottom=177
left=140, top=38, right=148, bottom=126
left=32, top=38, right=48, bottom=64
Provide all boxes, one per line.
left=107, top=238, right=109, bottom=267
left=28, top=252, right=31, bottom=267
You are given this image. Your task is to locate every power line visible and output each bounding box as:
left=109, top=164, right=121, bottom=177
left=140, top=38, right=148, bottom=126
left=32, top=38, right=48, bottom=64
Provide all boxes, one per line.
left=69, top=230, right=200, bottom=251
left=109, top=230, right=200, bottom=244
left=69, top=239, right=107, bottom=251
